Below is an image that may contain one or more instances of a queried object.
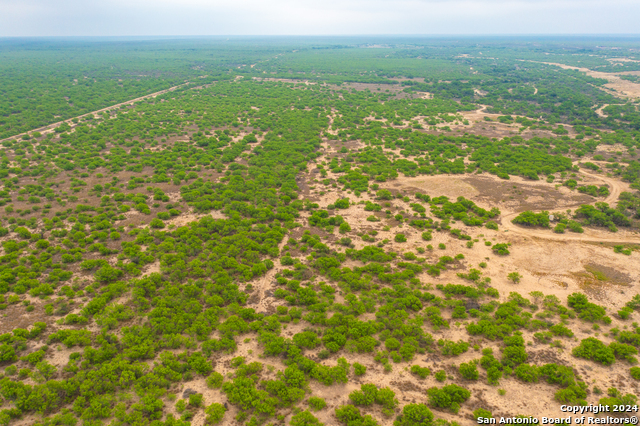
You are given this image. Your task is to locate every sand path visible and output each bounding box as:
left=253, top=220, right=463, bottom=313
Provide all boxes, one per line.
left=595, top=104, right=610, bottom=117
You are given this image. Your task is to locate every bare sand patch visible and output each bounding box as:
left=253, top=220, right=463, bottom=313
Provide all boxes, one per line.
left=167, top=210, right=226, bottom=228
left=390, top=175, right=479, bottom=200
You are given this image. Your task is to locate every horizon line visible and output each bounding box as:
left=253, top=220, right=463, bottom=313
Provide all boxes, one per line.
left=3, top=34, right=640, bottom=39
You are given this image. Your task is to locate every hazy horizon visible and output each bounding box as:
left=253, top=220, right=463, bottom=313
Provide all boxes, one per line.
left=1, top=0, right=639, bottom=37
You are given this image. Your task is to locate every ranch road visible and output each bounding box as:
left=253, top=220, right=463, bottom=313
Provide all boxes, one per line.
left=0, top=82, right=191, bottom=143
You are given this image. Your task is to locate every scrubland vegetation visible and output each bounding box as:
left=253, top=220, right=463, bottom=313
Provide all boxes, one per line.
left=0, top=37, right=640, bottom=426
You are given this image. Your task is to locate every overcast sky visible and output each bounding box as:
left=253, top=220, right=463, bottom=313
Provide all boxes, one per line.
left=1, top=0, right=639, bottom=37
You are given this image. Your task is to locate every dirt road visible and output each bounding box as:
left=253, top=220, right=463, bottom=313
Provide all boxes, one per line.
left=0, top=82, right=190, bottom=143
left=527, top=60, right=640, bottom=100
left=501, top=166, right=639, bottom=244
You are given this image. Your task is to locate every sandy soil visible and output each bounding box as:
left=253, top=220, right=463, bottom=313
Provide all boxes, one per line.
left=295, top=163, right=640, bottom=422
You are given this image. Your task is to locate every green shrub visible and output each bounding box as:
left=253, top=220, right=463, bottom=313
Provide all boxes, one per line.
left=0, top=344, right=17, bottom=362
left=377, top=189, right=393, bottom=200
left=555, top=384, right=588, bottom=405
left=501, top=346, right=528, bottom=368
left=554, top=223, right=566, bottom=233
left=610, top=342, right=638, bottom=364
left=150, top=218, right=165, bottom=229
left=308, top=396, right=327, bottom=411
left=492, top=243, right=510, bottom=255
left=290, top=410, right=324, bottom=426
left=486, top=366, right=502, bottom=385
left=567, top=293, right=611, bottom=324
left=426, top=384, right=471, bottom=413
left=348, top=384, right=397, bottom=411
left=206, top=372, right=224, bottom=388
left=514, top=364, right=539, bottom=382
left=567, top=221, right=584, bottom=233
left=598, top=388, right=638, bottom=412
left=549, top=324, right=574, bottom=337
left=473, top=408, right=493, bottom=420
left=438, top=339, right=469, bottom=356
left=335, top=405, right=377, bottom=426
left=349, top=384, right=377, bottom=406
left=614, top=245, right=632, bottom=255
left=205, top=403, right=226, bottom=424
left=459, top=362, right=479, bottom=380
left=485, top=221, right=498, bottom=230
left=14, top=226, right=32, bottom=239
left=618, top=307, right=633, bottom=319
left=353, top=363, right=367, bottom=376
left=507, top=272, right=521, bottom=283
left=339, top=222, right=351, bottom=234
left=335, top=198, right=350, bottom=209
left=394, top=403, right=434, bottom=426
left=564, top=179, right=577, bottom=189
left=572, top=338, right=615, bottom=365
left=189, top=393, right=203, bottom=407
left=375, top=387, right=398, bottom=411
left=512, top=211, right=550, bottom=228
left=410, top=365, right=431, bottom=379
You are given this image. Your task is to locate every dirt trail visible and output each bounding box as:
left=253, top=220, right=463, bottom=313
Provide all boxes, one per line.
left=579, top=168, right=626, bottom=205
left=595, top=104, right=610, bottom=117
left=501, top=166, right=639, bottom=244
left=528, top=60, right=640, bottom=100
left=0, top=82, right=190, bottom=143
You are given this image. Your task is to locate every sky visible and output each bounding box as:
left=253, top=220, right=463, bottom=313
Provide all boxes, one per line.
left=1, top=0, right=639, bottom=37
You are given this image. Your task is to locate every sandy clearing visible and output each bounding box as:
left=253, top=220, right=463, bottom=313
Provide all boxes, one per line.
left=167, top=210, right=226, bottom=228
left=501, top=166, right=640, bottom=245
left=390, top=175, right=480, bottom=200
